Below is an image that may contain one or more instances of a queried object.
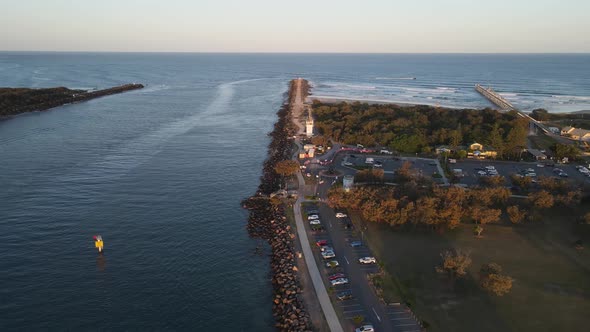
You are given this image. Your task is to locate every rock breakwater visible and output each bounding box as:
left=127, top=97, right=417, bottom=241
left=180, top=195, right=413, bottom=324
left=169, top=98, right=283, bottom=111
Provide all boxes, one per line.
left=242, top=79, right=312, bottom=331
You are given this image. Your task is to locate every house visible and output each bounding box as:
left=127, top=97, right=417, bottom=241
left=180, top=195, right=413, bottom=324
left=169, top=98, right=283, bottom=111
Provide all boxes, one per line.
left=468, top=142, right=498, bottom=159
left=561, top=126, right=590, bottom=141
left=435, top=145, right=466, bottom=154
left=435, top=145, right=452, bottom=154
left=527, top=149, right=547, bottom=160
left=469, top=142, right=483, bottom=151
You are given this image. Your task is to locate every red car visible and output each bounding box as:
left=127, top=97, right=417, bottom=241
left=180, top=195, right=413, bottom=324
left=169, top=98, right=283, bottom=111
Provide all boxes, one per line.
left=328, top=273, right=346, bottom=281
left=316, top=240, right=328, bottom=247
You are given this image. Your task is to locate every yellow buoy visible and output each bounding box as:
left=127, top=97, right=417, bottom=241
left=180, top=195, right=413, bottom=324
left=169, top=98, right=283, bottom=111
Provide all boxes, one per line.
left=94, top=235, right=104, bottom=253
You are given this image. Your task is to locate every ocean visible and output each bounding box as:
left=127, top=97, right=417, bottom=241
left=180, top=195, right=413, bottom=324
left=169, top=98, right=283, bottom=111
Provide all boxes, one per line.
left=0, top=53, right=589, bottom=330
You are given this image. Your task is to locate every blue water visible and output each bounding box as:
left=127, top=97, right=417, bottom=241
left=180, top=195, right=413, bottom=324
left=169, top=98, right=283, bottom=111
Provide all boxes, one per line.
left=0, top=53, right=589, bottom=330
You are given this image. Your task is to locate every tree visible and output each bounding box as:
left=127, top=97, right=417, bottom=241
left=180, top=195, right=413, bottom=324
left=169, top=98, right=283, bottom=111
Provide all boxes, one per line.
left=479, top=263, right=513, bottom=296
left=436, top=250, right=472, bottom=279
left=311, top=135, right=328, bottom=146
left=528, top=190, right=554, bottom=209
left=487, top=123, right=505, bottom=157
left=552, top=143, right=580, bottom=161
left=480, top=262, right=502, bottom=276
left=506, top=205, right=526, bottom=224
left=470, top=207, right=501, bottom=237
left=478, top=175, right=505, bottom=187
left=481, top=273, right=513, bottom=296
left=274, top=160, right=300, bottom=177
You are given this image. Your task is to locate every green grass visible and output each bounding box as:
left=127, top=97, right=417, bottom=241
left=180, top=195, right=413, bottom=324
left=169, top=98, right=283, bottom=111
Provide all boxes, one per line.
left=359, top=209, right=590, bottom=332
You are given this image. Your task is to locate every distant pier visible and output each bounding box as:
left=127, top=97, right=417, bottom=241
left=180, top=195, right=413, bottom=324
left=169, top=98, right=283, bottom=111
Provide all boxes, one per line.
left=475, top=84, right=515, bottom=111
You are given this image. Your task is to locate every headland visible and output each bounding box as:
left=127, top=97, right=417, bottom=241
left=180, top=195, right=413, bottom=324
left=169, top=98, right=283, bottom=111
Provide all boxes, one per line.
left=0, top=83, right=144, bottom=119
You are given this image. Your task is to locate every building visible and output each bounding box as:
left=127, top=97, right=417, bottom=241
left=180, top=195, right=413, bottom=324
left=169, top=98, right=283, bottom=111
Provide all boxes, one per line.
left=527, top=149, right=547, bottom=160
left=468, top=142, right=497, bottom=159
left=560, top=126, right=590, bottom=141
left=305, top=106, right=314, bottom=137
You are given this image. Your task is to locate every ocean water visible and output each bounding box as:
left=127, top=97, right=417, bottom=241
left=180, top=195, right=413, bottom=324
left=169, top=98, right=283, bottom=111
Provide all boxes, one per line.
left=0, top=53, right=589, bottom=330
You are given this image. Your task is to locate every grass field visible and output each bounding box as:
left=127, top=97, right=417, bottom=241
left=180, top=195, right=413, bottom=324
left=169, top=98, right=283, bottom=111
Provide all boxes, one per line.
left=358, top=209, right=590, bottom=332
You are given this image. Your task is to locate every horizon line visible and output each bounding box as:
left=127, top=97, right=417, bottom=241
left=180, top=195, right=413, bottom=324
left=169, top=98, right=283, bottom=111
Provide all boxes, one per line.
left=1, top=50, right=589, bottom=55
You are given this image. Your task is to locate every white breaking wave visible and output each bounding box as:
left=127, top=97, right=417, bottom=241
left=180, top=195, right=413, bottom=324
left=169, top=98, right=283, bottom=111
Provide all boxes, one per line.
left=375, top=77, right=416, bottom=80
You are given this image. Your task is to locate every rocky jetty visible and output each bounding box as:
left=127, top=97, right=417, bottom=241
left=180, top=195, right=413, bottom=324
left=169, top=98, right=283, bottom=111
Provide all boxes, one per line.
left=0, top=83, right=144, bottom=118
left=242, top=80, right=312, bottom=331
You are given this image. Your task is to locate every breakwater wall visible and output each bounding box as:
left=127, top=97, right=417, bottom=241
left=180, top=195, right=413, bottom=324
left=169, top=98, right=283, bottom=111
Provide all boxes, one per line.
left=475, top=84, right=515, bottom=110
left=0, top=83, right=144, bottom=118
left=242, top=79, right=312, bottom=331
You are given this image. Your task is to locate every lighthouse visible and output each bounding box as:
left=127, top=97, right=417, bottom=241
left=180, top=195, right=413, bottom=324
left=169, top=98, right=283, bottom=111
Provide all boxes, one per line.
left=305, top=106, right=314, bottom=137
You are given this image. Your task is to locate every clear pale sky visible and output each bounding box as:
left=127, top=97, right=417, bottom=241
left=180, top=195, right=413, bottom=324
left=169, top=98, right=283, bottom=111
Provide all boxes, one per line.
left=1, top=0, right=589, bottom=53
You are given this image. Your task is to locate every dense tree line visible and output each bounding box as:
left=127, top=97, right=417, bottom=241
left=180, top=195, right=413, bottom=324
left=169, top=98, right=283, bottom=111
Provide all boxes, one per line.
left=312, top=101, right=529, bottom=158
left=328, top=165, right=581, bottom=232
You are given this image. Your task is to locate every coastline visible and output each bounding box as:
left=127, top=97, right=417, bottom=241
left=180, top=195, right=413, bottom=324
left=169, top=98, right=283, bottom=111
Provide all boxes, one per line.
left=242, top=79, right=312, bottom=331
left=0, top=83, right=144, bottom=119
left=307, top=95, right=472, bottom=110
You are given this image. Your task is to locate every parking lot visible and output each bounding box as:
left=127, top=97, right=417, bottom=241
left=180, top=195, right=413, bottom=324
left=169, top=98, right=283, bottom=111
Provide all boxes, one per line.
left=302, top=202, right=422, bottom=332
left=334, top=152, right=443, bottom=182
left=452, top=159, right=590, bottom=187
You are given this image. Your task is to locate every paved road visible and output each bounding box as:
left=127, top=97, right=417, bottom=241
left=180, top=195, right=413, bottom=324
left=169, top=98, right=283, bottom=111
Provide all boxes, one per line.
left=291, top=78, right=344, bottom=332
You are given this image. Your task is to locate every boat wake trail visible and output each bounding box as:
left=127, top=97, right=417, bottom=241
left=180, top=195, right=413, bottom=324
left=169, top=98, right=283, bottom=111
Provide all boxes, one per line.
left=57, top=78, right=271, bottom=185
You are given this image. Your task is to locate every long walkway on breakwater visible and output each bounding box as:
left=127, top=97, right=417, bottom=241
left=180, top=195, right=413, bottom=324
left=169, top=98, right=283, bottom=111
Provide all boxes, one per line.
left=475, top=84, right=514, bottom=110
left=292, top=79, right=344, bottom=332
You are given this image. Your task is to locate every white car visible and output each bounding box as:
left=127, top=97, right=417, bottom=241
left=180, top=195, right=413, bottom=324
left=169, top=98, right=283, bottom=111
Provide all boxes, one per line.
left=322, top=251, right=336, bottom=259
left=359, top=256, right=376, bottom=264
left=308, top=214, right=319, bottom=220
left=355, top=325, right=375, bottom=332
left=537, top=164, right=545, bottom=168
left=343, top=161, right=353, bottom=166
left=330, top=277, right=349, bottom=286
left=525, top=173, right=536, bottom=177
left=335, top=212, right=347, bottom=218
left=477, top=171, right=487, bottom=176
left=309, top=219, right=321, bottom=225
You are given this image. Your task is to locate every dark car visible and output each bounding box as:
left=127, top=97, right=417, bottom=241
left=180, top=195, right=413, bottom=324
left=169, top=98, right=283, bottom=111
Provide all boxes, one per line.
left=349, top=154, right=357, bottom=158
left=307, top=209, right=319, bottom=214
left=350, top=241, right=363, bottom=247
left=344, top=223, right=353, bottom=230
left=316, top=240, right=328, bottom=247
left=336, top=290, right=353, bottom=301
left=328, top=273, right=346, bottom=281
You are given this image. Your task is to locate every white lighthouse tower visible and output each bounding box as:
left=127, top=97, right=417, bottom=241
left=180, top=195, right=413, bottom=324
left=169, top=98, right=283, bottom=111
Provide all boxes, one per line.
left=305, top=106, right=314, bottom=137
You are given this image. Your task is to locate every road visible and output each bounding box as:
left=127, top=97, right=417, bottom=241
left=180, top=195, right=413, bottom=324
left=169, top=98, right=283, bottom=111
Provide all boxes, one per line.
left=311, top=179, right=423, bottom=332
left=291, top=78, right=344, bottom=332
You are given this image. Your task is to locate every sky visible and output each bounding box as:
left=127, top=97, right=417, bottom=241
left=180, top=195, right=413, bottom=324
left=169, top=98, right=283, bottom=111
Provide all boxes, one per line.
left=1, top=0, right=589, bottom=53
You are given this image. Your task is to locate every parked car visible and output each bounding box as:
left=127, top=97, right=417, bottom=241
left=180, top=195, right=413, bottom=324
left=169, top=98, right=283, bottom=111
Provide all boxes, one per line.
left=316, top=240, right=328, bottom=247
left=335, top=212, right=347, bottom=218
left=559, top=172, right=569, bottom=177
left=330, top=278, right=349, bottom=286
left=326, top=260, right=339, bottom=268
left=307, top=209, right=319, bottom=214
left=309, top=219, right=321, bottom=225
left=336, top=290, right=353, bottom=301
left=344, top=161, right=353, bottom=166
left=322, top=251, right=336, bottom=259
left=344, top=223, right=353, bottom=230
left=359, top=256, right=376, bottom=264
left=355, top=325, right=375, bottom=332
left=349, top=154, right=357, bottom=158
left=537, top=164, right=545, bottom=168
left=328, top=273, right=346, bottom=281
left=350, top=241, right=362, bottom=247
left=320, top=246, right=333, bottom=252
left=308, top=214, right=319, bottom=220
